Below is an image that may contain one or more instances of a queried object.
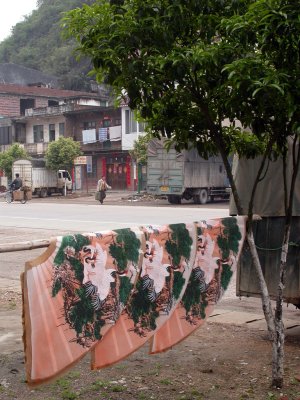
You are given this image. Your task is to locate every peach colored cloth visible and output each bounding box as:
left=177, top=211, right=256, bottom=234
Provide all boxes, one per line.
left=22, top=218, right=245, bottom=386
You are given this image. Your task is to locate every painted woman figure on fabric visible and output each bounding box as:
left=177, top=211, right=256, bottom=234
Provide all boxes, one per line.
left=182, top=218, right=242, bottom=324
left=127, top=224, right=193, bottom=337
left=141, top=238, right=171, bottom=301
left=51, top=229, right=141, bottom=347
left=80, top=242, right=116, bottom=305
left=194, top=233, right=219, bottom=286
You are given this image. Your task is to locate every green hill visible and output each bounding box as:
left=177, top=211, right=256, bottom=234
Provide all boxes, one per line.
left=0, top=0, right=95, bottom=91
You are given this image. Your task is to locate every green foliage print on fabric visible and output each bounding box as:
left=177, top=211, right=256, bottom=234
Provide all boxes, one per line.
left=68, top=287, right=96, bottom=338
left=166, top=223, right=192, bottom=265
left=109, top=228, right=141, bottom=305
left=217, top=218, right=242, bottom=260
left=221, top=264, right=232, bottom=291
left=54, top=234, right=90, bottom=281
left=128, top=280, right=159, bottom=332
left=173, top=271, right=186, bottom=300
left=109, top=228, right=141, bottom=271
left=165, top=223, right=193, bottom=299
left=119, top=276, right=132, bottom=305
left=182, top=269, right=202, bottom=313
left=182, top=269, right=208, bottom=320
left=52, top=234, right=90, bottom=298
left=218, top=217, right=242, bottom=290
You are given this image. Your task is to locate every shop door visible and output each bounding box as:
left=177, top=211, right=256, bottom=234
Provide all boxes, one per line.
left=106, top=163, right=127, bottom=190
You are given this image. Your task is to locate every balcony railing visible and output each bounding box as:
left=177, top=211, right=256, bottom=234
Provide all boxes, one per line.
left=0, top=144, right=12, bottom=153
left=23, top=142, right=49, bottom=155
left=25, top=104, right=75, bottom=117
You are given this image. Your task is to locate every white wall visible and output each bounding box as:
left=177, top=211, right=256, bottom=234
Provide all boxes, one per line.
left=121, top=106, right=146, bottom=150
left=25, top=116, right=65, bottom=143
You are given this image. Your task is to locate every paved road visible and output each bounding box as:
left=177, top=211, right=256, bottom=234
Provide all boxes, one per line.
left=0, top=199, right=229, bottom=232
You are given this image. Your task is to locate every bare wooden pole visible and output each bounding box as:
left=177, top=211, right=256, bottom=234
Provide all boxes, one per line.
left=0, top=239, right=51, bottom=253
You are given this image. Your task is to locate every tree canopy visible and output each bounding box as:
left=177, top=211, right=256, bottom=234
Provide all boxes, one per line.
left=0, top=143, right=28, bottom=179
left=63, top=0, right=300, bottom=214
left=129, top=133, right=152, bottom=165
left=45, top=137, right=82, bottom=171
left=64, top=0, right=300, bottom=388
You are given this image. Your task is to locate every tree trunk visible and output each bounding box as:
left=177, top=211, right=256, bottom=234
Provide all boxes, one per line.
left=246, top=229, right=275, bottom=334
left=271, top=223, right=290, bottom=388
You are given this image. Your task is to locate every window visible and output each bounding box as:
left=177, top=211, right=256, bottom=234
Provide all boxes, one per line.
left=83, top=121, right=96, bottom=129
left=103, top=119, right=111, bottom=128
left=0, top=126, right=11, bottom=145
left=124, top=109, right=146, bottom=134
left=49, top=124, right=55, bottom=142
left=15, top=124, right=26, bottom=143
left=59, top=122, right=65, bottom=137
left=33, top=125, right=44, bottom=143
left=20, top=99, right=35, bottom=115
left=48, top=100, right=59, bottom=107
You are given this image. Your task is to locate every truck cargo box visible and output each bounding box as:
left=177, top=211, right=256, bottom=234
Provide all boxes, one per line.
left=147, top=139, right=229, bottom=204
left=12, top=159, right=72, bottom=197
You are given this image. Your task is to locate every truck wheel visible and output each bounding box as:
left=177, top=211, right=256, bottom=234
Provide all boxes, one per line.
left=168, top=195, right=181, bottom=204
left=193, top=195, right=200, bottom=204
left=40, top=189, right=48, bottom=198
left=167, top=195, right=173, bottom=204
left=199, top=189, right=208, bottom=205
left=175, top=196, right=181, bottom=204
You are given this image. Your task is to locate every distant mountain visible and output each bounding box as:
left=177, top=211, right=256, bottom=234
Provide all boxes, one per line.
left=0, top=0, right=95, bottom=91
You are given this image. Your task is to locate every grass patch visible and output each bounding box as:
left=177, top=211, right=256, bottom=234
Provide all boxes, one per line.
left=160, top=378, right=173, bottom=385
left=66, top=371, right=81, bottom=380
left=90, top=379, right=108, bottom=391
left=54, top=377, right=71, bottom=390
left=61, top=389, right=78, bottom=400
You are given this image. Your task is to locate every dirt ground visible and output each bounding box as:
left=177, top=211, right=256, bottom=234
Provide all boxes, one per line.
left=0, top=290, right=300, bottom=400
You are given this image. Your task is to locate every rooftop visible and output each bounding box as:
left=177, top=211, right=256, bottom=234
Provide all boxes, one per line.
left=0, top=83, right=102, bottom=100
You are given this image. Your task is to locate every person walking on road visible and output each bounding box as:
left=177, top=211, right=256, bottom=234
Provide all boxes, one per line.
left=96, top=176, right=112, bottom=204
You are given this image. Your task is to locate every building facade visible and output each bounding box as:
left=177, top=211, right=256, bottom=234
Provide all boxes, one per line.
left=0, top=84, right=145, bottom=191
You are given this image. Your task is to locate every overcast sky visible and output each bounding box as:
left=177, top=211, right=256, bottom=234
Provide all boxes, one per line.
left=0, top=0, right=37, bottom=42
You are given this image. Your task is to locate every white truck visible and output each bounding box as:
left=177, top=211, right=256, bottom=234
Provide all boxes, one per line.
left=146, top=139, right=229, bottom=204
left=12, top=159, right=72, bottom=197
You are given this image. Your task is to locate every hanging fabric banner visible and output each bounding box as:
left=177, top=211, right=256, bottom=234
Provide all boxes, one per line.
left=22, top=217, right=245, bottom=386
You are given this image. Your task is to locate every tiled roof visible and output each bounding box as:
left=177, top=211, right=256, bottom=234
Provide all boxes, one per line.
left=0, top=83, right=101, bottom=99
left=0, top=63, right=58, bottom=87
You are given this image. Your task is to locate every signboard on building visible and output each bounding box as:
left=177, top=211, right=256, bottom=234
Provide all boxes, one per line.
left=74, top=156, right=87, bottom=165
left=86, top=156, right=93, bottom=173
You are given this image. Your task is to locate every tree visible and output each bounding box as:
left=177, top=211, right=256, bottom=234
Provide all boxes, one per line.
left=129, top=133, right=151, bottom=165
left=0, top=143, right=28, bottom=179
left=64, top=0, right=300, bottom=388
left=45, top=137, right=82, bottom=172
left=0, top=0, right=95, bottom=91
